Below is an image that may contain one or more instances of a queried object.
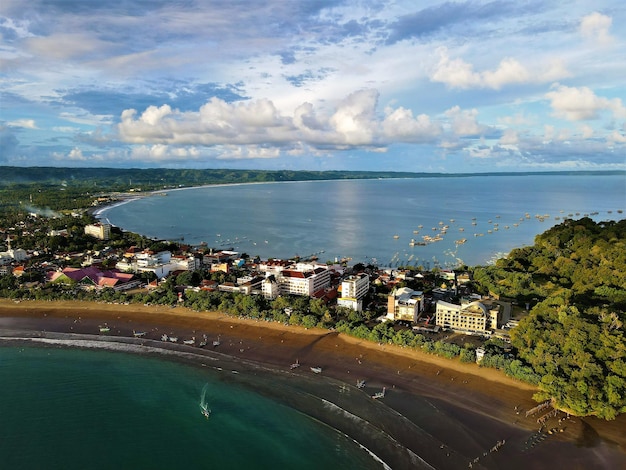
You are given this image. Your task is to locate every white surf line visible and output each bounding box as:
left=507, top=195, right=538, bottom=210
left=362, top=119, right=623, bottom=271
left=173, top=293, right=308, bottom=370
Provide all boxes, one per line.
left=321, top=398, right=435, bottom=470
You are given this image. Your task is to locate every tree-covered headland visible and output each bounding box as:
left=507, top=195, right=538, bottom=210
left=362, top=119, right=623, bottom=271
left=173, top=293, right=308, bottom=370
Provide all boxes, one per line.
left=472, top=218, right=626, bottom=419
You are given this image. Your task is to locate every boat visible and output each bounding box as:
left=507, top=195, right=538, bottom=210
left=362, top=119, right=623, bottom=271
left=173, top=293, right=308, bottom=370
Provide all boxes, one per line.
left=212, top=336, right=221, bottom=347
left=200, top=384, right=210, bottom=419
left=409, top=239, right=416, bottom=246
left=372, top=387, right=386, bottom=399
left=393, top=235, right=400, bottom=239
left=199, top=334, right=208, bottom=348
left=99, top=326, right=110, bottom=333
left=133, top=330, right=146, bottom=338
left=169, top=336, right=178, bottom=342
left=161, top=334, right=168, bottom=341
left=356, top=380, right=365, bottom=389
left=183, top=337, right=195, bottom=346
left=310, top=367, right=322, bottom=374
left=455, top=238, right=467, bottom=245
left=290, top=359, right=300, bottom=370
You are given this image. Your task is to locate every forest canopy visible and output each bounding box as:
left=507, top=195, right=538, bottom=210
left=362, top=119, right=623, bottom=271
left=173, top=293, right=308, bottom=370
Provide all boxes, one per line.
left=473, top=218, right=626, bottom=419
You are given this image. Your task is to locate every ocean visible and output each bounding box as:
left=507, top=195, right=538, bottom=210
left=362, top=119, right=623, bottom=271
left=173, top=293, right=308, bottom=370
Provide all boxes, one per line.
left=0, top=343, right=384, bottom=469
left=98, top=173, right=625, bottom=267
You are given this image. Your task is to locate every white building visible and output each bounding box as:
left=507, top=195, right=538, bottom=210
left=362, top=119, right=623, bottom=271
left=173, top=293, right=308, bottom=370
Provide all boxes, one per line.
left=261, top=264, right=331, bottom=299
left=435, top=299, right=502, bottom=334
left=386, top=287, right=424, bottom=322
left=116, top=250, right=174, bottom=279
left=337, top=273, right=369, bottom=311
left=84, top=223, right=111, bottom=240
left=0, top=236, right=29, bottom=265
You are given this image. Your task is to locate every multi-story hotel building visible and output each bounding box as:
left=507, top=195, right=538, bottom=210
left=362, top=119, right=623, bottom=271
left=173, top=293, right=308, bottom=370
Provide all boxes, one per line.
left=84, top=223, right=111, bottom=240
left=435, top=299, right=502, bottom=334
left=261, top=264, right=331, bottom=298
left=337, top=273, right=370, bottom=311
left=386, top=287, right=424, bottom=322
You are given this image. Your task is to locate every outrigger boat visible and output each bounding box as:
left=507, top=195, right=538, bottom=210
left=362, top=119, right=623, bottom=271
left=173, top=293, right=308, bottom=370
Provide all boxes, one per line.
left=99, top=325, right=110, bottom=333
left=372, top=387, right=386, bottom=399
left=290, top=359, right=300, bottom=370
left=183, top=337, right=195, bottom=346
left=356, top=380, right=366, bottom=389
left=310, top=367, right=322, bottom=374
left=133, top=330, right=146, bottom=338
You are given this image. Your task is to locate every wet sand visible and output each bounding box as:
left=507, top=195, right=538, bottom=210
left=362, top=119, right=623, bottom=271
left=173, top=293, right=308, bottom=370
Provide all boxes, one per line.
left=1, top=299, right=625, bottom=469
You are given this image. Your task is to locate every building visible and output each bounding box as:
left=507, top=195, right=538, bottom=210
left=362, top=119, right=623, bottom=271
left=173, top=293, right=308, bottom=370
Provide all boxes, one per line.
left=337, top=273, right=370, bottom=311
left=386, top=287, right=424, bottom=322
left=435, top=299, right=503, bottom=334
left=261, top=264, right=331, bottom=299
left=84, top=223, right=111, bottom=240
left=116, top=250, right=174, bottom=279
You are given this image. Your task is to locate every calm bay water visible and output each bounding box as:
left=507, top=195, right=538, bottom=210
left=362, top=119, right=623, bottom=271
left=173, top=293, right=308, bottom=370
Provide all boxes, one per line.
left=100, top=174, right=625, bottom=267
left=0, top=345, right=382, bottom=469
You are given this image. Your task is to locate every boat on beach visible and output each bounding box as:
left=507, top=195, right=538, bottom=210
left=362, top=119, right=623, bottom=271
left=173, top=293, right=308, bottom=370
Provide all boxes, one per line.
left=372, top=387, right=386, bottom=399
left=99, top=325, right=110, bottom=333
left=290, top=359, right=300, bottom=370
left=133, top=330, right=146, bottom=338
left=310, top=366, right=322, bottom=374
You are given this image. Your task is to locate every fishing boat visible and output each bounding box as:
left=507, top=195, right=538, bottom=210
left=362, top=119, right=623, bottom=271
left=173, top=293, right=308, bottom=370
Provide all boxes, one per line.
left=290, top=359, right=300, bottom=370
left=169, top=336, right=178, bottom=342
left=200, top=384, right=210, bottom=419
left=310, top=367, right=322, bottom=374
left=133, top=330, right=146, bottom=338
left=99, top=325, right=110, bottom=333
left=356, top=380, right=365, bottom=389
left=183, top=337, right=195, bottom=346
left=161, top=334, right=168, bottom=341
left=212, top=336, right=221, bottom=347
left=372, top=387, right=386, bottom=399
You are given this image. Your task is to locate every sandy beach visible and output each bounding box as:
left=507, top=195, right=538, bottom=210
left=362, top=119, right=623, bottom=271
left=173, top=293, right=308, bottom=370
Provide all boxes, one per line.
left=1, top=299, right=625, bottom=469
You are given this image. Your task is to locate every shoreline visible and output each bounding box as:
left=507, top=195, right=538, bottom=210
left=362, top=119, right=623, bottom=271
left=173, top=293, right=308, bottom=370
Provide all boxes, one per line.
left=2, top=299, right=626, bottom=469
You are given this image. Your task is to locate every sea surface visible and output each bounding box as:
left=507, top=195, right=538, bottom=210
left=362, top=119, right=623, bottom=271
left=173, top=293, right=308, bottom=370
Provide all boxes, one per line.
left=0, top=344, right=384, bottom=470
left=99, top=173, right=625, bottom=267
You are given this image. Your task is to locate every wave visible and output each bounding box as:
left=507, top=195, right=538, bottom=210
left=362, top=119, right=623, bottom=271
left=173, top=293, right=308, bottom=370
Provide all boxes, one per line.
left=0, top=332, right=426, bottom=468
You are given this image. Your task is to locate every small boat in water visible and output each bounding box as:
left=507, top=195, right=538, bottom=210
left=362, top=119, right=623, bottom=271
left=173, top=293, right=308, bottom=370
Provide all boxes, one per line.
left=200, top=384, right=210, bottom=419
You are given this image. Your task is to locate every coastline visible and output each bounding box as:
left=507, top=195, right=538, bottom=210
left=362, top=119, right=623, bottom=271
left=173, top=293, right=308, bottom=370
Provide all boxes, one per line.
left=2, top=299, right=625, bottom=469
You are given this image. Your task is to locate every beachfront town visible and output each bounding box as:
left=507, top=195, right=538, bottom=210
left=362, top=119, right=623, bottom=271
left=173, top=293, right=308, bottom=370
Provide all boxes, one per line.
left=0, top=217, right=516, bottom=349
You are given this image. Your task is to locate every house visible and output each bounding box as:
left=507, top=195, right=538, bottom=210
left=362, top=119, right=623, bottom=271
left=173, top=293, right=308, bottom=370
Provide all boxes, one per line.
left=47, top=266, right=139, bottom=291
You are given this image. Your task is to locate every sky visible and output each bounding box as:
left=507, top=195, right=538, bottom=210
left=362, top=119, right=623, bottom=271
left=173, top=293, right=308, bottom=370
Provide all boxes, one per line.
left=1, top=1, right=625, bottom=173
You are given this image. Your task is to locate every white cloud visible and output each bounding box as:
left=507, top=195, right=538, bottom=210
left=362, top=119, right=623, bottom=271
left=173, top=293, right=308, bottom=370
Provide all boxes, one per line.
left=444, top=106, right=486, bottom=136
left=25, top=33, right=111, bottom=61
left=499, top=129, right=519, bottom=145
left=580, top=12, right=614, bottom=46
left=430, top=48, right=570, bottom=90
left=8, top=119, right=37, bottom=129
left=545, top=84, right=626, bottom=121
left=118, top=89, right=444, bottom=150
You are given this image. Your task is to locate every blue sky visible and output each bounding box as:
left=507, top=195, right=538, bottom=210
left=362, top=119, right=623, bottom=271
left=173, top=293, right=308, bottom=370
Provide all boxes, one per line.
left=1, top=1, right=625, bottom=172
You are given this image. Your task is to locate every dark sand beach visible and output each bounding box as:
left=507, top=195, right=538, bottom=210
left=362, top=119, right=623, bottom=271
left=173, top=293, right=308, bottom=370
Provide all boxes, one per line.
left=1, top=299, right=625, bottom=469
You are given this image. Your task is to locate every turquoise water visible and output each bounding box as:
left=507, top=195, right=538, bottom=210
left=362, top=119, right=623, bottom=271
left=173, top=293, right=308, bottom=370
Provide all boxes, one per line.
left=99, top=174, right=625, bottom=267
left=0, top=345, right=382, bottom=469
